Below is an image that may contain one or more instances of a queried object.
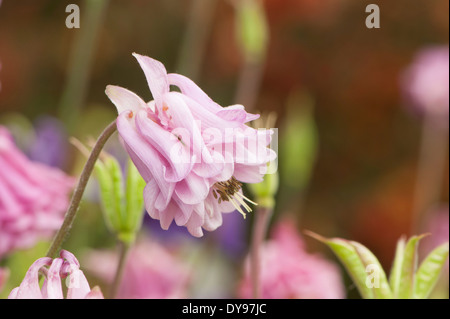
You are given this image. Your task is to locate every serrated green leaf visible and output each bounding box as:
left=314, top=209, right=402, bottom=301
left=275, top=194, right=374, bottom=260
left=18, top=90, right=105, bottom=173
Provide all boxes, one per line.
left=414, top=242, right=449, bottom=299
left=350, top=241, right=392, bottom=299
left=305, top=231, right=374, bottom=299
left=397, top=235, right=427, bottom=299
left=389, top=236, right=406, bottom=298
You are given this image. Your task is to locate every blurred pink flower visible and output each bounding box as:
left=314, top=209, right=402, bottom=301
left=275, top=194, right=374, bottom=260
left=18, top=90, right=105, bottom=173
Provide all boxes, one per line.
left=0, top=126, right=74, bottom=258
left=84, top=238, right=191, bottom=299
left=238, top=220, right=345, bottom=299
left=400, top=46, right=449, bottom=121
left=105, top=53, right=275, bottom=237
left=8, top=250, right=104, bottom=299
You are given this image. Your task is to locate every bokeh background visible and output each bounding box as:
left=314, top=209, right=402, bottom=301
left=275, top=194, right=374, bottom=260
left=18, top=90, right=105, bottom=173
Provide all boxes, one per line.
left=0, top=0, right=448, bottom=298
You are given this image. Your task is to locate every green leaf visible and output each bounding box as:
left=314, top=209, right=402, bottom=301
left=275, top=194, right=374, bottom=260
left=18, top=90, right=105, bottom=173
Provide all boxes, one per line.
left=247, top=166, right=279, bottom=209
left=123, top=159, right=146, bottom=240
left=94, top=160, right=118, bottom=231
left=236, top=0, right=268, bottom=61
left=280, top=93, right=318, bottom=191
left=350, top=241, right=392, bottom=299
left=105, top=156, right=125, bottom=230
left=389, top=236, right=406, bottom=298
left=305, top=231, right=374, bottom=299
left=414, top=242, right=449, bottom=299
left=397, top=235, right=427, bottom=299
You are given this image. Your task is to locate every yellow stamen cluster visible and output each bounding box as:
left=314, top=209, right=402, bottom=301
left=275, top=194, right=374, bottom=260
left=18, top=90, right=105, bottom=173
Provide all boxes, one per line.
left=212, top=177, right=257, bottom=218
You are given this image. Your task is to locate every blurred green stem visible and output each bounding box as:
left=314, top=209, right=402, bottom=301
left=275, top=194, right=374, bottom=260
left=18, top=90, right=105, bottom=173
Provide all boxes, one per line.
left=233, top=0, right=268, bottom=111
left=177, top=0, right=217, bottom=81
left=46, top=120, right=117, bottom=258
left=250, top=207, right=272, bottom=299
left=411, top=114, right=448, bottom=234
left=58, top=0, right=109, bottom=132
left=110, top=240, right=130, bottom=299
left=234, top=59, right=265, bottom=111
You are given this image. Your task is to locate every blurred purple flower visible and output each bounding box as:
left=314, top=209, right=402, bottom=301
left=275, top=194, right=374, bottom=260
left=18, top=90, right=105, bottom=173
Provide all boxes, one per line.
left=213, top=210, right=248, bottom=258
left=0, top=126, right=74, bottom=258
left=84, top=237, right=191, bottom=299
left=400, top=46, right=449, bottom=122
left=27, top=116, right=69, bottom=169
left=144, top=207, right=247, bottom=258
left=238, top=220, right=345, bottom=299
left=8, top=250, right=104, bottom=299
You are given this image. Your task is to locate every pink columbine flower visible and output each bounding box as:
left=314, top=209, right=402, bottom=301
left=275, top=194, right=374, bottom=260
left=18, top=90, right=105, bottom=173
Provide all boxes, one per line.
left=105, top=53, right=275, bottom=237
left=400, top=46, right=449, bottom=121
left=238, top=220, right=345, bottom=299
left=0, top=126, right=74, bottom=258
left=8, top=250, right=104, bottom=299
left=84, top=238, right=191, bottom=299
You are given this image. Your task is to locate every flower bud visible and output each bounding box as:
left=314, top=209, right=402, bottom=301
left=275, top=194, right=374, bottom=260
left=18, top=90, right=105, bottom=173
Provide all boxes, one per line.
left=235, top=0, right=269, bottom=63
left=247, top=166, right=279, bottom=209
left=95, top=155, right=146, bottom=244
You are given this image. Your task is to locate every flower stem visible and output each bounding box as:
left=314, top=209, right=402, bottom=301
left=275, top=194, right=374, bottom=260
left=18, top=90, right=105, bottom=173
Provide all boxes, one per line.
left=410, top=114, right=448, bottom=234
left=46, top=120, right=117, bottom=258
left=110, top=240, right=130, bottom=299
left=250, top=207, right=272, bottom=299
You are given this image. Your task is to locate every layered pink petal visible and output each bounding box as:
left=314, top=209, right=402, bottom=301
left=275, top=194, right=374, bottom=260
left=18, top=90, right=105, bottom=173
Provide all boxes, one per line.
left=135, top=109, right=193, bottom=182
left=168, top=73, right=222, bottom=113
left=66, top=269, right=92, bottom=299
left=105, top=85, right=148, bottom=114
left=117, top=111, right=175, bottom=207
left=133, top=53, right=169, bottom=107
left=9, top=257, right=52, bottom=299
left=42, top=258, right=64, bottom=299
left=174, top=172, right=209, bottom=205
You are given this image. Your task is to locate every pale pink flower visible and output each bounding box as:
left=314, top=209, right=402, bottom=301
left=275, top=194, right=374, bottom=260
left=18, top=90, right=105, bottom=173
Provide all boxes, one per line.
left=0, top=126, right=74, bottom=258
left=84, top=238, right=191, bottom=299
left=400, top=46, right=449, bottom=121
left=238, top=220, right=345, bottom=299
left=105, top=53, right=275, bottom=237
left=8, top=250, right=104, bottom=299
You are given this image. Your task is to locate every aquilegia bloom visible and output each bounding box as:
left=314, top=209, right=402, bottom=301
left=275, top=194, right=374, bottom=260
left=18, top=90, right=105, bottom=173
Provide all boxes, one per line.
left=8, top=250, right=104, bottom=299
left=238, top=220, right=345, bottom=299
left=106, top=53, right=275, bottom=237
left=0, top=126, right=74, bottom=258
